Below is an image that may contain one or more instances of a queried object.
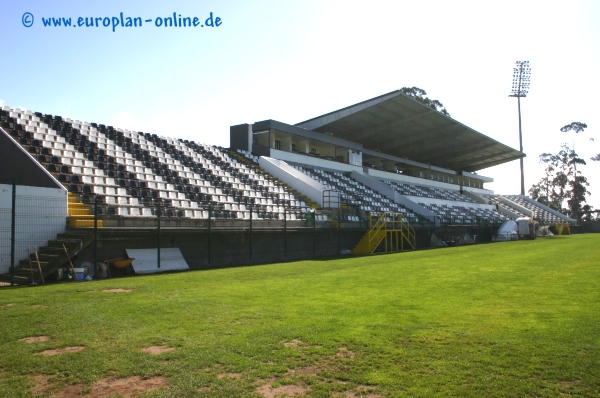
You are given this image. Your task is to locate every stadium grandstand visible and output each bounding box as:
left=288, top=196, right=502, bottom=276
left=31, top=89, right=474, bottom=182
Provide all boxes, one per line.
left=0, top=90, right=576, bottom=285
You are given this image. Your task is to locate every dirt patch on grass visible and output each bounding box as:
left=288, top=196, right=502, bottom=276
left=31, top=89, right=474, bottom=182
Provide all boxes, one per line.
left=217, top=373, right=242, bottom=380
left=282, top=339, right=323, bottom=350
left=91, top=376, right=167, bottom=397
left=256, top=345, right=375, bottom=397
left=30, top=375, right=167, bottom=397
left=283, top=339, right=305, bottom=349
left=90, top=288, right=135, bottom=293
left=286, top=365, right=319, bottom=377
left=1, top=303, right=16, bottom=307
left=19, top=336, right=50, bottom=343
left=336, top=346, right=356, bottom=359
left=37, top=346, right=85, bottom=356
left=29, top=375, right=52, bottom=396
left=141, top=346, right=175, bottom=355
left=255, top=379, right=308, bottom=398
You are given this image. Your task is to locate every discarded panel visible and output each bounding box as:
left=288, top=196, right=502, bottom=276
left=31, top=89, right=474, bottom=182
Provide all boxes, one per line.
left=125, top=248, right=189, bottom=274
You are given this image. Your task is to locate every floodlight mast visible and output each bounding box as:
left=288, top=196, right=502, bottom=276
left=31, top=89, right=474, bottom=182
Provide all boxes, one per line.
left=509, top=60, right=531, bottom=196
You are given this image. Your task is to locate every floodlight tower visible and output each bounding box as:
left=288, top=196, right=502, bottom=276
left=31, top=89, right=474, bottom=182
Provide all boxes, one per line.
left=509, top=60, right=531, bottom=196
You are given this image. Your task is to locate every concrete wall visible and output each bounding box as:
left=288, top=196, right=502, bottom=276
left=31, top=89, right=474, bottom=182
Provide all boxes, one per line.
left=229, top=123, right=252, bottom=152
left=259, top=156, right=338, bottom=207
left=0, top=127, right=63, bottom=189
left=349, top=171, right=437, bottom=222
left=268, top=149, right=363, bottom=174
left=77, top=227, right=368, bottom=269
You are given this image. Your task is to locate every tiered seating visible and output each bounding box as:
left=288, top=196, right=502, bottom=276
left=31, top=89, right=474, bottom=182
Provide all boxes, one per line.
left=483, top=194, right=528, bottom=219
left=503, top=195, right=562, bottom=224
left=384, top=181, right=477, bottom=203
left=294, top=166, right=421, bottom=223
left=418, top=202, right=507, bottom=224
left=235, top=149, right=259, bottom=164
left=1, top=107, right=311, bottom=221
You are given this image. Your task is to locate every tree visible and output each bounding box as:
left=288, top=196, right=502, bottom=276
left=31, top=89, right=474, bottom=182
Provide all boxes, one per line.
left=529, top=141, right=591, bottom=220
left=560, top=122, right=592, bottom=153
left=528, top=150, right=569, bottom=211
left=400, top=87, right=451, bottom=116
left=560, top=122, right=588, bottom=135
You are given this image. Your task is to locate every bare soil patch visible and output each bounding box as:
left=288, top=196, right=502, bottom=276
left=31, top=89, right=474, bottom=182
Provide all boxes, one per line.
left=282, top=339, right=322, bottom=350
left=29, top=375, right=52, bottom=396
left=141, top=345, right=175, bottom=355
left=255, top=379, right=308, bottom=398
left=255, top=345, right=365, bottom=397
left=286, top=365, right=319, bottom=377
left=19, top=336, right=50, bottom=343
left=30, top=375, right=167, bottom=397
left=283, top=339, right=305, bottom=349
left=1, top=303, right=16, bottom=307
left=336, top=346, right=356, bottom=359
left=217, top=372, right=242, bottom=379
left=90, top=288, right=134, bottom=293
left=37, top=346, right=85, bottom=356
left=91, top=376, right=167, bottom=397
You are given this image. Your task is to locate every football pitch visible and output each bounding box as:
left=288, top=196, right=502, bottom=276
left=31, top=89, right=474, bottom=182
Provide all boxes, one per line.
left=1, top=234, right=599, bottom=397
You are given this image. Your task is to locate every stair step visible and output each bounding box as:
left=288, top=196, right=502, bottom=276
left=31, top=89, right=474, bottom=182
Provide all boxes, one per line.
left=48, top=240, right=82, bottom=250
left=17, top=260, right=51, bottom=268
left=0, top=274, right=31, bottom=284
left=68, top=208, right=90, bottom=216
left=69, top=219, right=102, bottom=228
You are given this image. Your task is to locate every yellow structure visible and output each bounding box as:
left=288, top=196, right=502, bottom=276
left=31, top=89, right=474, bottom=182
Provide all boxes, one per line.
left=555, top=221, right=570, bottom=235
left=67, top=193, right=102, bottom=228
left=351, top=212, right=416, bottom=255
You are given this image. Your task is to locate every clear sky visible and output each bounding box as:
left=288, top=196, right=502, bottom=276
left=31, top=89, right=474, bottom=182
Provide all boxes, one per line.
left=2, top=0, right=599, bottom=208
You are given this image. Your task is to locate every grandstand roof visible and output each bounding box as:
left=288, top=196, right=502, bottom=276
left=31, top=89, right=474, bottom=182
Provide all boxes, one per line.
left=295, top=90, right=524, bottom=172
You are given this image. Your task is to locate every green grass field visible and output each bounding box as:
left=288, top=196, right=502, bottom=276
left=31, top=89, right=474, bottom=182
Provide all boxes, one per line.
left=1, top=234, right=599, bottom=397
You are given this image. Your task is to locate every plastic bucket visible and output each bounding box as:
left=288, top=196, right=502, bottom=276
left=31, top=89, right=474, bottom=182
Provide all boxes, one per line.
left=73, top=268, right=85, bottom=281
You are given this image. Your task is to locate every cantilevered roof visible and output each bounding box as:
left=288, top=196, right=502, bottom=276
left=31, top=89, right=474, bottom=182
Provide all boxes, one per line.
left=295, top=90, right=524, bottom=172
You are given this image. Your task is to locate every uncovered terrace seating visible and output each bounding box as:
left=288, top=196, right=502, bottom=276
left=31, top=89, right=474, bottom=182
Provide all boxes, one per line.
left=294, top=166, right=421, bottom=223
left=418, top=202, right=507, bottom=224
left=383, top=180, right=477, bottom=203
left=1, top=107, right=311, bottom=221
left=502, top=195, right=562, bottom=224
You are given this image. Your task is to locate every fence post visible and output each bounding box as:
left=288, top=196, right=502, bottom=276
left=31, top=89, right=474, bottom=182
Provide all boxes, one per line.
left=337, top=211, right=341, bottom=256
left=283, top=207, right=287, bottom=259
left=208, top=205, right=212, bottom=265
left=313, top=211, right=317, bottom=256
left=156, top=203, right=161, bottom=269
left=93, top=196, right=98, bottom=268
left=249, top=204, right=253, bottom=261
left=10, top=177, right=16, bottom=286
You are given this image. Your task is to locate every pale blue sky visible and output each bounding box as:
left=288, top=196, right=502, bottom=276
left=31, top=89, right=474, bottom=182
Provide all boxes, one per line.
left=2, top=0, right=599, bottom=207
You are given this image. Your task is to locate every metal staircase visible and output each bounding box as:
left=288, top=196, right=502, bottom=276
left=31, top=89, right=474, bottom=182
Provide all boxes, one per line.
left=351, top=212, right=416, bottom=255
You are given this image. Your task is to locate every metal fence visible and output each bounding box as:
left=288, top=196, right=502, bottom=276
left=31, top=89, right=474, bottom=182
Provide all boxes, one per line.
left=1, top=179, right=67, bottom=284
